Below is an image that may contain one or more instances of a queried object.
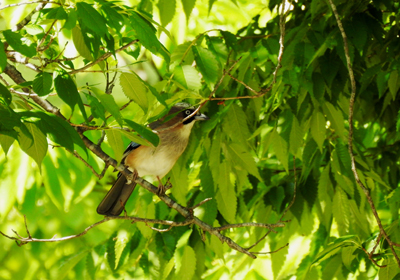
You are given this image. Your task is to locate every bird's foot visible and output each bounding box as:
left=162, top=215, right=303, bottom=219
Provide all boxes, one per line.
left=164, top=177, right=173, bottom=191
left=157, top=183, right=166, bottom=196
left=156, top=177, right=172, bottom=196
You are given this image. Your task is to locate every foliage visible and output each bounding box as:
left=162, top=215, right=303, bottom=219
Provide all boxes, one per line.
left=0, top=0, right=400, bottom=279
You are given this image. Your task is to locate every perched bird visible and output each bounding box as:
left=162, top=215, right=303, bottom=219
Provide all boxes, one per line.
left=97, top=103, right=209, bottom=216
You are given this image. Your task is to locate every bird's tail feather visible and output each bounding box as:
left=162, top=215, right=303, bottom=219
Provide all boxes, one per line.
left=97, top=175, right=136, bottom=216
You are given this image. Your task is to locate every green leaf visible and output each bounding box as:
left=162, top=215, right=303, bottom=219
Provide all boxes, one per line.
left=271, top=129, right=289, bottom=172
left=312, top=235, right=360, bottom=266
left=226, top=143, right=262, bottom=181
left=118, top=129, right=152, bottom=147
left=72, top=26, right=94, bottom=61
left=76, top=2, right=108, bottom=36
left=332, top=187, right=349, bottom=235
left=124, top=119, right=159, bottom=147
left=54, top=72, right=79, bottom=112
left=92, top=89, right=123, bottom=127
left=101, top=3, right=124, bottom=31
left=106, top=233, right=118, bottom=271
left=17, top=123, right=47, bottom=170
left=323, top=101, right=346, bottom=140
left=172, top=65, right=201, bottom=91
left=175, top=246, right=196, bottom=279
left=0, top=83, right=12, bottom=105
left=388, top=70, right=400, bottom=100
left=85, top=253, right=96, bottom=280
left=18, top=110, right=86, bottom=154
left=57, top=250, right=89, bottom=280
left=215, top=161, right=237, bottom=223
left=0, top=133, right=15, bottom=154
left=130, top=11, right=170, bottom=65
left=289, top=115, right=304, bottom=156
left=158, top=0, right=176, bottom=26
left=182, top=0, right=196, bottom=20
left=119, top=72, right=150, bottom=113
left=106, top=129, right=124, bottom=164
left=220, top=30, right=238, bottom=51
left=222, top=103, right=251, bottom=146
left=0, top=104, right=21, bottom=129
left=63, top=8, right=77, bottom=30
left=85, top=94, right=106, bottom=122
left=379, top=257, right=400, bottom=280
left=46, top=6, right=68, bottom=20
left=0, top=41, right=6, bottom=73
left=3, top=30, right=36, bottom=58
left=170, top=42, right=194, bottom=68
left=33, top=72, right=53, bottom=96
left=310, top=110, right=325, bottom=152
left=192, top=46, right=220, bottom=90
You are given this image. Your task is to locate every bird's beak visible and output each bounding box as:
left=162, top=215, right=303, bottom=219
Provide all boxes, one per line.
left=194, top=113, right=210, bottom=121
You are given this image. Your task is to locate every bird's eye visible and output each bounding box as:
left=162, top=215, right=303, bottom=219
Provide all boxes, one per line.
left=185, top=110, right=192, bottom=115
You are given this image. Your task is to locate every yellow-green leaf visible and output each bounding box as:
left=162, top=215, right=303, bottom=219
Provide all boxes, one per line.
left=17, top=123, right=47, bottom=170
left=120, top=72, right=150, bottom=113
left=310, top=110, right=325, bottom=152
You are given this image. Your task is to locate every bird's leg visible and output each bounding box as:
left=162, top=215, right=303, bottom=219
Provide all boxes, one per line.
left=156, top=176, right=166, bottom=195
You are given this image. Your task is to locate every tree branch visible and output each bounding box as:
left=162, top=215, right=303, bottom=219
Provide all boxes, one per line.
left=327, top=0, right=400, bottom=268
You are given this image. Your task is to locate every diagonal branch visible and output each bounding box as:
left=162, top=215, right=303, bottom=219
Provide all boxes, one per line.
left=327, top=0, right=400, bottom=268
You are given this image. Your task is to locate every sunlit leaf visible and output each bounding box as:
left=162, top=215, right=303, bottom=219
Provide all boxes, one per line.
left=72, top=26, right=94, bottom=61
left=172, top=65, right=201, bottom=91
left=57, top=250, right=89, bottom=280
left=332, top=187, right=350, bottom=235
left=215, top=161, right=236, bottom=223
left=158, top=0, right=176, bottom=26
left=323, top=102, right=346, bottom=140
left=17, top=123, right=47, bottom=170
left=106, top=129, right=124, bottom=164
left=119, top=72, right=150, bottom=113
left=310, top=110, right=325, bottom=152
left=222, top=103, right=251, bottom=146
left=226, top=143, right=262, bottom=181
left=182, top=0, right=196, bottom=20
left=272, top=129, right=289, bottom=172
left=175, top=246, right=196, bottom=279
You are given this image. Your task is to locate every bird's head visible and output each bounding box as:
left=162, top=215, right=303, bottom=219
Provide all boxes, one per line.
left=150, top=103, right=209, bottom=130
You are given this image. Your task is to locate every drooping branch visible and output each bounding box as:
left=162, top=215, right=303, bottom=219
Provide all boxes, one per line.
left=327, top=0, right=400, bottom=268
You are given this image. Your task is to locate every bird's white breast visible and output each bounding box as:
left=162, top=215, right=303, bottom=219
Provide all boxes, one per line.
left=125, top=122, right=195, bottom=179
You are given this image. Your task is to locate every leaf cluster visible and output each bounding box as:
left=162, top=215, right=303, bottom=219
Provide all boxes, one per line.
left=0, top=0, right=400, bottom=279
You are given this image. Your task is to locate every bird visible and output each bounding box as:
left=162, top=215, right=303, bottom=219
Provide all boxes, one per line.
left=97, top=102, right=209, bottom=216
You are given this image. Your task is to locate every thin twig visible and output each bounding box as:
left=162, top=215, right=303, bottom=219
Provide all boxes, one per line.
left=71, top=151, right=109, bottom=179
left=68, top=40, right=139, bottom=75
left=215, top=222, right=285, bottom=232
left=0, top=1, right=60, bottom=11
left=327, top=0, right=400, bottom=268
left=252, top=243, right=289, bottom=255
